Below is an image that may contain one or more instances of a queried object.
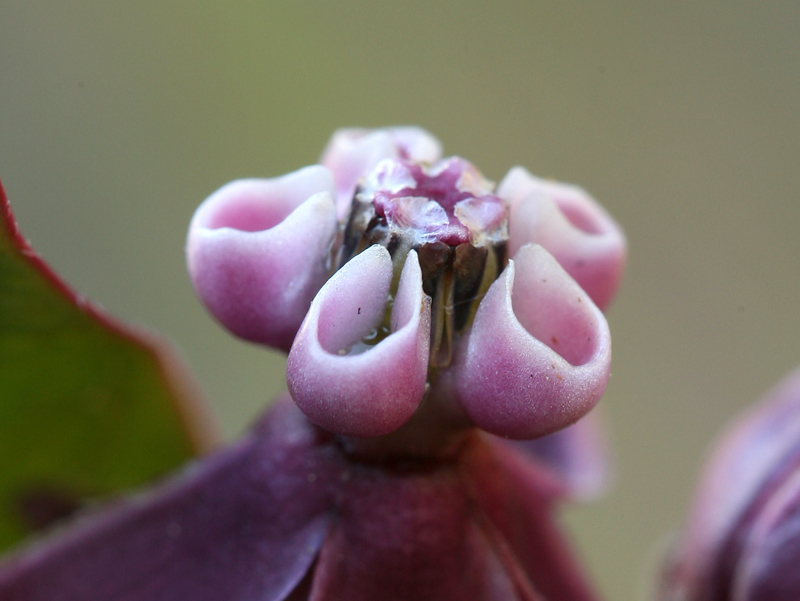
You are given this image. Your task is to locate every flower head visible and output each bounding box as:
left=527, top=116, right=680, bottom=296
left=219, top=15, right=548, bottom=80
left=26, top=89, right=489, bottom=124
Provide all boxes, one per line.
left=187, top=126, right=626, bottom=444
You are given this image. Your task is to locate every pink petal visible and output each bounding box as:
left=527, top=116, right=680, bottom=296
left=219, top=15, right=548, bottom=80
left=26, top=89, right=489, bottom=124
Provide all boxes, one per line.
left=186, top=166, right=337, bottom=351
left=388, top=126, right=443, bottom=162
left=455, top=244, right=612, bottom=440
left=307, top=457, right=525, bottom=601
left=287, top=246, right=431, bottom=437
left=498, top=167, right=626, bottom=310
left=320, top=127, right=442, bottom=219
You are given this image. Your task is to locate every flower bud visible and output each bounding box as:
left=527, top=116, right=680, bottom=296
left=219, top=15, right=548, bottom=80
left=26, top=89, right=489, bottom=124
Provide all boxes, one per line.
left=662, top=367, right=800, bottom=601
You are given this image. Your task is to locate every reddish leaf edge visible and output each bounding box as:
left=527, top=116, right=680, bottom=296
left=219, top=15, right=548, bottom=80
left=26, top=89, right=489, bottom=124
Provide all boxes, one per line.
left=0, top=177, right=222, bottom=455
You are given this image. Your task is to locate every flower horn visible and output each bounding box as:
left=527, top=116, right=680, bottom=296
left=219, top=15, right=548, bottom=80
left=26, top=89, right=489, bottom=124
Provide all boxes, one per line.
left=186, top=166, right=337, bottom=351
left=287, top=245, right=431, bottom=437
left=456, top=244, right=611, bottom=439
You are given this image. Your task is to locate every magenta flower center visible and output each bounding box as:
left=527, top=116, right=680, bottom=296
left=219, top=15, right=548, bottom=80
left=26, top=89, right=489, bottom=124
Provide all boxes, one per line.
left=337, top=156, right=509, bottom=368
left=363, top=157, right=507, bottom=246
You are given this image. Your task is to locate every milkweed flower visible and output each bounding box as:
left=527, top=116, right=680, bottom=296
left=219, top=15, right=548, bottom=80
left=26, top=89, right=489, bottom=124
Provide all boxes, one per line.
left=0, top=127, right=626, bottom=600
left=661, top=367, right=800, bottom=601
left=188, top=126, right=625, bottom=441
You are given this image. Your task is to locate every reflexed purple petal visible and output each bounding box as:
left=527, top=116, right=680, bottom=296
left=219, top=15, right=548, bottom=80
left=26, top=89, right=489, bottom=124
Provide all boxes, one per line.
left=307, top=457, right=526, bottom=601
left=456, top=244, right=611, bottom=439
left=462, top=436, right=602, bottom=601
left=186, top=166, right=337, bottom=351
left=732, top=470, right=800, bottom=601
left=0, top=403, right=333, bottom=601
left=667, top=367, right=800, bottom=600
left=320, top=127, right=442, bottom=218
left=498, top=167, right=626, bottom=310
left=498, top=408, right=612, bottom=501
left=287, top=246, right=431, bottom=437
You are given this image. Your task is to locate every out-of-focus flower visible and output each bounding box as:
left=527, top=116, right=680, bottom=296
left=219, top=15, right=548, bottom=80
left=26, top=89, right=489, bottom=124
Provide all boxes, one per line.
left=0, top=127, right=626, bottom=600
left=661, top=367, right=800, bottom=601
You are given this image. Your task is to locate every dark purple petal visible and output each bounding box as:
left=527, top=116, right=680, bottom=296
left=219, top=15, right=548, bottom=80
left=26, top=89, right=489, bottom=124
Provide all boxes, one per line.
left=0, top=401, right=334, bottom=601
left=307, top=454, right=529, bottom=601
left=497, top=408, right=612, bottom=501
left=462, top=436, right=602, bottom=601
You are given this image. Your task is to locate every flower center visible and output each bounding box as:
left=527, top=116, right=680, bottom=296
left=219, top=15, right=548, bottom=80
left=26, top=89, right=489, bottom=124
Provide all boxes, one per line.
left=337, top=157, right=509, bottom=368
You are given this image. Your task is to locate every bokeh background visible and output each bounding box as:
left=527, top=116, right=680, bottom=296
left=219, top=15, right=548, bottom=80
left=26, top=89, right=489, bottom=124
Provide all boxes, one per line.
left=2, top=2, right=799, bottom=598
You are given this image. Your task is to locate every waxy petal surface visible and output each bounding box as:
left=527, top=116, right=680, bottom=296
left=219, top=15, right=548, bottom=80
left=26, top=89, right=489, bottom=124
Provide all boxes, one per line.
left=0, top=406, right=334, bottom=601
left=498, top=167, right=626, bottom=310
left=187, top=166, right=337, bottom=351
left=320, top=127, right=442, bottom=218
left=456, top=245, right=611, bottom=439
left=287, top=246, right=431, bottom=437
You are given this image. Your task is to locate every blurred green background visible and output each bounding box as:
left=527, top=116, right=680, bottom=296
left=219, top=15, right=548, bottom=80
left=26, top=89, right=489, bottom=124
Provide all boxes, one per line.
left=2, top=2, right=799, bottom=598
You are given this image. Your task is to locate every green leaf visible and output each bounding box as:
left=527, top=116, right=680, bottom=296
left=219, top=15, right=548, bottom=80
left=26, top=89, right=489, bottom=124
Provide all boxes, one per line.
left=0, top=179, right=220, bottom=551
